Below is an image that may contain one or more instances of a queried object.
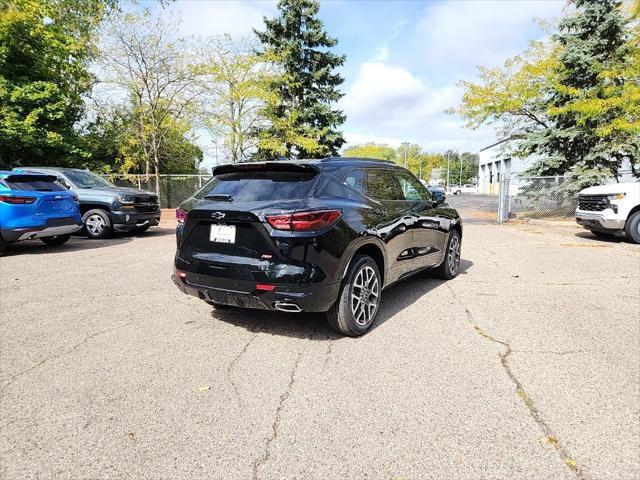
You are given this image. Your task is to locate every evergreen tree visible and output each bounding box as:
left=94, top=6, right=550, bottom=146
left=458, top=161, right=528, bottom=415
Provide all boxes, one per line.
left=254, top=0, right=346, bottom=159
left=525, top=0, right=636, bottom=182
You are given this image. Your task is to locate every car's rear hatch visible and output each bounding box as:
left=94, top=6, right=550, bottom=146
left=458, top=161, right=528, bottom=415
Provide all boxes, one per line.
left=1, top=175, right=78, bottom=226
left=177, top=162, right=322, bottom=291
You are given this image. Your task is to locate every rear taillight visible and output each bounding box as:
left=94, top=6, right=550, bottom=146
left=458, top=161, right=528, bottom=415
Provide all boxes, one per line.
left=0, top=195, right=36, bottom=204
left=176, top=208, right=187, bottom=223
left=266, top=210, right=342, bottom=231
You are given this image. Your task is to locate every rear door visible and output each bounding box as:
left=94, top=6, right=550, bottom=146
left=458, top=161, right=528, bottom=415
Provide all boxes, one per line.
left=392, top=170, right=447, bottom=270
left=358, top=167, right=416, bottom=284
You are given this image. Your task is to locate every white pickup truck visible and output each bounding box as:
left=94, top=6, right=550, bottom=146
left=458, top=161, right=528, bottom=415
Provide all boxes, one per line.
left=576, top=182, right=640, bottom=243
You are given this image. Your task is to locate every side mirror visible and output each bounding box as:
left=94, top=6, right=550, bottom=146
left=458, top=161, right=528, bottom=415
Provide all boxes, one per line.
left=432, top=191, right=446, bottom=205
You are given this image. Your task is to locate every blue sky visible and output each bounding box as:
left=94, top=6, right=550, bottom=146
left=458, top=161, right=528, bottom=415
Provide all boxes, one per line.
left=144, top=0, right=566, bottom=162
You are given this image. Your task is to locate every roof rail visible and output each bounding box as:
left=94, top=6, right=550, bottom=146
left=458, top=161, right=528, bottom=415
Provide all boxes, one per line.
left=321, top=156, right=394, bottom=164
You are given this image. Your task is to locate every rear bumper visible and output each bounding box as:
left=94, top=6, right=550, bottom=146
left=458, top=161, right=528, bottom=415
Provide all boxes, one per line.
left=111, top=209, right=161, bottom=231
left=576, top=210, right=625, bottom=231
left=172, top=270, right=339, bottom=313
left=1, top=220, right=83, bottom=242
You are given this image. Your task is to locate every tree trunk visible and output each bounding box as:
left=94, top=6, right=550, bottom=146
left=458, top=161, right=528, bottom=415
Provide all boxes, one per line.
left=153, top=154, right=160, bottom=196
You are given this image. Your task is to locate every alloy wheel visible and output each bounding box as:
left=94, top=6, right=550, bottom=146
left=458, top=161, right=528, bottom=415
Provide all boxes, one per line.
left=350, top=265, right=379, bottom=326
left=86, top=214, right=106, bottom=236
left=447, top=234, right=461, bottom=273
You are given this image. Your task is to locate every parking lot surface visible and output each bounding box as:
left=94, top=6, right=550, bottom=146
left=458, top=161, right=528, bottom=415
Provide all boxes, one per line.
left=1, top=218, right=638, bottom=480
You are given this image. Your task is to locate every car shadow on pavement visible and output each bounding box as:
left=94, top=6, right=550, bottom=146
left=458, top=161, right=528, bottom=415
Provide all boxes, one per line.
left=1, top=226, right=175, bottom=256
left=574, top=231, right=631, bottom=244
left=211, top=259, right=473, bottom=340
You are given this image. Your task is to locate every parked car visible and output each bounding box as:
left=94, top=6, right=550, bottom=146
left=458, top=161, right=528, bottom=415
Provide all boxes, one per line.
left=426, top=185, right=446, bottom=203
left=449, top=184, right=477, bottom=195
left=172, top=158, right=463, bottom=336
left=15, top=167, right=161, bottom=239
left=0, top=171, right=83, bottom=252
left=576, top=182, right=640, bottom=243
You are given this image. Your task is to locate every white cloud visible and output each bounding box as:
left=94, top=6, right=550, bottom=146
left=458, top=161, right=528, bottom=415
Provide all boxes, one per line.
left=372, top=44, right=390, bottom=62
left=340, top=62, right=489, bottom=151
left=159, top=0, right=277, bottom=38
left=416, top=0, right=565, bottom=79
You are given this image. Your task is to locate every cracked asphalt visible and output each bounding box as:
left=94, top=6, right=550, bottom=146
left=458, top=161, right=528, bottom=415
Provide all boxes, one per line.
left=0, top=217, right=638, bottom=480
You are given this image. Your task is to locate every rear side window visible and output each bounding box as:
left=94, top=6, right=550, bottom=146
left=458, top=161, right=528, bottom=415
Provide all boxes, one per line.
left=195, top=171, right=317, bottom=202
left=343, top=170, right=365, bottom=195
left=2, top=177, right=66, bottom=192
left=364, top=169, right=402, bottom=201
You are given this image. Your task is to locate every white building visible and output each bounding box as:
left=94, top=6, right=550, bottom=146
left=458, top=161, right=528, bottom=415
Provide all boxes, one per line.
left=479, top=138, right=637, bottom=195
left=477, top=139, right=536, bottom=195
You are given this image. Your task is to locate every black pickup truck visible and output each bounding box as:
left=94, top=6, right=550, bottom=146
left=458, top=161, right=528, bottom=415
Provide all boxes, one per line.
left=15, top=167, right=161, bottom=239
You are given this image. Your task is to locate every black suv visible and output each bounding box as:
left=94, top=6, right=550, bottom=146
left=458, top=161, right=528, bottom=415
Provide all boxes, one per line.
left=17, top=168, right=161, bottom=239
left=173, top=158, right=462, bottom=336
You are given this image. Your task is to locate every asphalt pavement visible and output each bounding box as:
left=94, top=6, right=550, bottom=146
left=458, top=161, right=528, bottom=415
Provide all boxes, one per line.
left=0, top=220, right=638, bottom=480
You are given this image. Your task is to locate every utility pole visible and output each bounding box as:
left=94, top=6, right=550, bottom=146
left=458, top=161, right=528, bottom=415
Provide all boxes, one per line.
left=459, top=154, right=463, bottom=185
left=446, top=151, right=451, bottom=188
left=401, top=142, right=410, bottom=169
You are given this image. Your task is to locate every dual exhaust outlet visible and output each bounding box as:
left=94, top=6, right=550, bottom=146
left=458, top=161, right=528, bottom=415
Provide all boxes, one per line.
left=274, top=301, right=302, bottom=313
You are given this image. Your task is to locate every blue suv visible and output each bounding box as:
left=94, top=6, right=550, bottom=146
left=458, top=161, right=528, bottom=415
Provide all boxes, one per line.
left=0, top=171, right=83, bottom=252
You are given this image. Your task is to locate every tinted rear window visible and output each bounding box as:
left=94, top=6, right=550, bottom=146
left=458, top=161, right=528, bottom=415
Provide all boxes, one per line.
left=3, top=178, right=66, bottom=192
left=195, top=171, right=317, bottom=202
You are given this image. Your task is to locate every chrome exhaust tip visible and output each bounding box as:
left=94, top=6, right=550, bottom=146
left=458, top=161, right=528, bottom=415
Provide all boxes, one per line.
left=274, top=301, right=302, bottom=313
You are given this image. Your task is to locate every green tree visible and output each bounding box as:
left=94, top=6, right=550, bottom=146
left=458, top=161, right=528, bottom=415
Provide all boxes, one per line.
left=452, top=40, right=559, bottom=145
left=343, top=142, right=396, bottom=161
left=525, top=0, right=637, bottom=181
left=198, top=35, right=274, bottom=163
left=98, top=9, right=201, bottom=192
left=254, top=0, right=346, bottom=159
left=550, top=0, right=640, bottom=176
left=0, top=0, right=108, bottom=168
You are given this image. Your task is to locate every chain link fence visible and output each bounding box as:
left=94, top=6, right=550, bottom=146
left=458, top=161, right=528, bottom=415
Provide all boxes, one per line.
left=103, top=174, right=212, bottom=208
left=498, top=175, right=578, bottom=223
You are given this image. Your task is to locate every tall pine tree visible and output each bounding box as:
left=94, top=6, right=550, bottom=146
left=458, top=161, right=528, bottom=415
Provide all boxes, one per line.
left=254, top=0, right=346, bottom=159
left=525, top=0, right=636, bottom=183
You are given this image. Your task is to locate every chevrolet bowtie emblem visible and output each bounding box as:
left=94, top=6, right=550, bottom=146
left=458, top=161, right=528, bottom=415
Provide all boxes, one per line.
left=211, top=211, right=226, bottom=219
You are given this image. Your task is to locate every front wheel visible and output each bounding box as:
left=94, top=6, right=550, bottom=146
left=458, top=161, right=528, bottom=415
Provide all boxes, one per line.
left=83, top=209, right=112, bottom=239
left=624, top=211, right=640, bottom=244
left=40, top=234, right=70, bottom=246
left=327, top=254, right=381, bottom=337
left=433, top=230, right=461, bottom=280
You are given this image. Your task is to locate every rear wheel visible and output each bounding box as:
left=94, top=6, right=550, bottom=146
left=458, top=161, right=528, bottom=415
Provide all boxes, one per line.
left=433, top=230, right=461, bottom=280
left=327, top=254, right=381, bottom=337
left=83, top=209, right=112, bottom=239
left=0, top=235, right=6, bottom=253
left=624, top=211, right=640, bottom=244
left=40, top=234, right=70, bottom=247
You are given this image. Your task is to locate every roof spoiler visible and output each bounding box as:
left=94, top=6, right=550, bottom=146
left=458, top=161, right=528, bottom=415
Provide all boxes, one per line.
left=212, top=161, right=320, bottom=176
left=4, top=173, right=59, bottom=183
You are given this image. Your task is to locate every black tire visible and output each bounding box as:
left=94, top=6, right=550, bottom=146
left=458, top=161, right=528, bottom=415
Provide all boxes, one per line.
left=40, top=234, right=70, bottom=246
left=0, top=234, right=6, bottom=254
left=82, top=209, right=112, bottom=239
left=624, top=211, right=640, bottom=244
left=433, top=229, right=461, bottom=280
left=326, top=254, right=381, bottom=337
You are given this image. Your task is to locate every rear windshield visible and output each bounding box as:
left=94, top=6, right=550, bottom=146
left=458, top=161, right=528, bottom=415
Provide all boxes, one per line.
left=3, top=177, right=66, bottom=192
left=195, top=171, right=317, bottom=202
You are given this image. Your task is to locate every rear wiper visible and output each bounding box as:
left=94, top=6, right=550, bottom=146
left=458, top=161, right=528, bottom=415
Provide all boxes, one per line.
left=204, top=194, right=233, bottom=202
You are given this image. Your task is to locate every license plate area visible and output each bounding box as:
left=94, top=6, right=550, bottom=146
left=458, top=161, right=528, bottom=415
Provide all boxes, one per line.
left=209, top=224, right=236, bottom=244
